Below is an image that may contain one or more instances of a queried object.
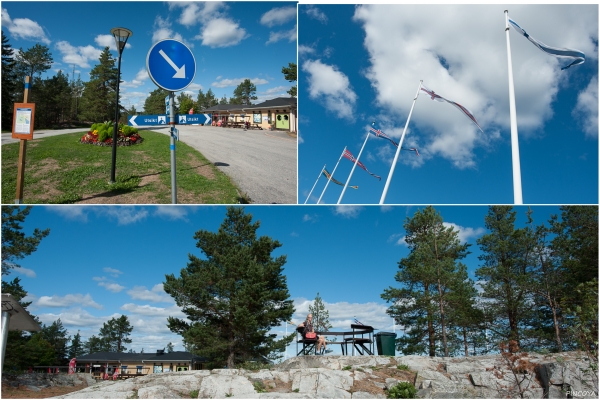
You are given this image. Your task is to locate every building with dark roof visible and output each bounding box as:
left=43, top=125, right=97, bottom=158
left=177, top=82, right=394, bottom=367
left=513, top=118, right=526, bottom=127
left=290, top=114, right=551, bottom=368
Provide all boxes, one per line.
left=75, top=350, right=208, bottom=377
left=200, top=97, right=297, bottom=132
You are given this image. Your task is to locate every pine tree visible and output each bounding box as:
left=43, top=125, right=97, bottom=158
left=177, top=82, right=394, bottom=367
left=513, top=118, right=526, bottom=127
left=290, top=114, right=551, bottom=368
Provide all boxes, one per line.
left=2, top=206, right=50, bottom=276
left=164, top=207, right=295, bottom=368
left=281, top=62, right=297, bottom=98
left=382, top=206, right=470, bottom=356
left=308, top=292, right=333, bottom=332
left=144, top=87, right=170, bottom=114
left=83, top=335, right=103, bottom=354
left=68, top=331, right=84, bottom=358
left=206, top=89, right=218, bottom=107
left=79, top=47, right=118, bottom=122
left=219, top=95, right=228, bottom=105
left=14, top=43, right=53, bottom=79
left=475, top=206, right=535, bottom=346
left=2, top=31, right=17, bottom=130
left=232, top=79, right=257, bottom=105
left=41, top=319, right=70, bottom=365
left=99, top=315, right=133, bottom=352
left=196, top=89, right=207, bottom=110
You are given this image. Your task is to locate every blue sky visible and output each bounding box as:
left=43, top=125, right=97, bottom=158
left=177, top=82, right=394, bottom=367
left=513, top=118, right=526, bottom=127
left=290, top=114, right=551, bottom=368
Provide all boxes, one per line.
left=1, top=1, right=297, bottom=111
left=298, top=4, right=598, bottom=205
left=5, top=204, right=565, bottom=358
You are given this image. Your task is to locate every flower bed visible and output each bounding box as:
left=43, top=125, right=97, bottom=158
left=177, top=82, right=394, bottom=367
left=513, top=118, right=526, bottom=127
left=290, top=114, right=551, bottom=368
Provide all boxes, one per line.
left=80, top=122, right=144, bottom=147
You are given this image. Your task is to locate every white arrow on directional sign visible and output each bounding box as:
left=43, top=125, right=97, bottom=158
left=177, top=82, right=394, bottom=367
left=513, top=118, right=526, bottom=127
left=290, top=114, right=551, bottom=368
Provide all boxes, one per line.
left=129, top=115, right=138, bottom=126
left=159, top=49, right=185, bottom=79
left=204, top=114, right=212, bottom=125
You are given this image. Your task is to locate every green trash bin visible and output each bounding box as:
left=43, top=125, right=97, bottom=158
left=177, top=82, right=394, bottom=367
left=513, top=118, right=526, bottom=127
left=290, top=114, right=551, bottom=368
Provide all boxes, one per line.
left=375, top=332, right=397, bottom=356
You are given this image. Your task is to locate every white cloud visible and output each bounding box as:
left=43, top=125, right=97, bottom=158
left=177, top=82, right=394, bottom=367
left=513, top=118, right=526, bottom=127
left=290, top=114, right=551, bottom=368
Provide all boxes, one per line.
left=388, top=233, right=407, bottom=247
left=121, top=303, right=185, bottom=319
left=98, top=282, right=125, bottom=293
left=352, top=4, right=598, bottom=168
left=302, top=214, right=318, bottom=223
left=573, top=76, right=598, bottom=139
left=94, top=34, right=132, bottom=51
left=101, top=206, right=148, bottom=225
left=443, top=222, right=486, bottom=243
left=266, top=25, right=297, bottom=45
left=1, top=8, right=51, bottom=44
left=36, top=293, right=103, bottom=309
left=261, top=6, right=297, bottom=27
left=14, top=266, right=36, bottom=278
left=36, top=308, right=114, bottom=329
left=127, top=284, right=172, bottom=303
left=332, top=206, right=363, bottom=219
left=303, top=59, right=357, bottom=119
left=121, top=68, right=148, bottom=88
left=55, top=41, right=102, bottom=69
left=152, top=16, right=184, bottom=44
left=103, top=267, right=123, bottom=277
left=298, top=45, right=315, bottom=56
left=154, top=206, right=190, bottom=221
left=196, top=18, right=247, bottom=48
left=171, top=1, right=228, bottom=26
left=212, top=77, right=269, bottom=88
left=305, top=5, right=328, bottom=24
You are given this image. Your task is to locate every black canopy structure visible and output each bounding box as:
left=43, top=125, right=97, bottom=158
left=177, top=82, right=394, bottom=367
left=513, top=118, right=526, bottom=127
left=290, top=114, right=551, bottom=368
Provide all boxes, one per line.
left=1, top=293, right=41, bottom=367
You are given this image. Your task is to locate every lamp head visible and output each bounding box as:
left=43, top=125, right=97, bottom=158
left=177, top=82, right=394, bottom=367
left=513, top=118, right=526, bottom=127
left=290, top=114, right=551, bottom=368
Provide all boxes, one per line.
left=110, top=27, right=132, bottom=54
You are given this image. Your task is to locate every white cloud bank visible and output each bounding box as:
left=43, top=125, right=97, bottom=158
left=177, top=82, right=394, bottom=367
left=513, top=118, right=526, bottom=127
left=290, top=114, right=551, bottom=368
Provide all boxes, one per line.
left=352, top=4, right=598, bottom=169
left=303, top=59, right=357, bottom=119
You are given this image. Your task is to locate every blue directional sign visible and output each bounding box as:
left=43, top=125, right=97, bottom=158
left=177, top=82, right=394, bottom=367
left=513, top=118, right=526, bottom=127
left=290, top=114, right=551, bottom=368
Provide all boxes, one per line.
left=128, top=114, right=212, bottom=126
left=128, top=115, right=168, bottom=126
left=147, top=39, right=196, bottom=91
left=177, top=114, right=211, bottom=125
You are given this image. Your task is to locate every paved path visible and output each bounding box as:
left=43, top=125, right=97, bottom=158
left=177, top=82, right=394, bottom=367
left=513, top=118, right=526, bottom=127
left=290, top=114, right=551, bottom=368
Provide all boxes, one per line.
left=2, top=126, right=298, bottom=204
left=147, top=125, right=297, bottom=204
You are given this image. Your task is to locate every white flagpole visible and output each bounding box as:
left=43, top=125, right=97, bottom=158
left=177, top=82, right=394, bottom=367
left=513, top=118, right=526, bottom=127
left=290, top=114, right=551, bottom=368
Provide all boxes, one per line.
left=338, top=131, right=371, bottom=204
left=504, top=10, right=524, bottom=205
left=380, top=80, right=422, bottom=204
left=317, top=146, right=346, bottom=204
left=304, top=164, right=326, bottom=204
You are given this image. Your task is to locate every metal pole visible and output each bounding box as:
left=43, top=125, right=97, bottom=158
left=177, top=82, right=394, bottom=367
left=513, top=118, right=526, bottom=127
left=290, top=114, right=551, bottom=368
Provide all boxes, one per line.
left=1, top=311, right=10, bottom=370
left=169, top=91, right=177, bottom=204
left=317, top=146, right=346, bottom=204
left=338, top=133, right=370, bottom=204
left=380, top=80, right=422, bottom=204
left=304, top=164, right=325, bottom=204
left=505, top=10, right=523, bottom=204
left=110, top=52, right=123, bottom=184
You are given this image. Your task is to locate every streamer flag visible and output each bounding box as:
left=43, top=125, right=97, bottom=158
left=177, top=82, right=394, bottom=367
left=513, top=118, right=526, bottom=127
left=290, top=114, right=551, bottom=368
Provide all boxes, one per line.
left=420, top=85, right=484, bottom=133
left=323, top=168, right=358, bottom=189
left=343, top=149, right=381, bottom=180
left=509, top=18, right=585, bottom=70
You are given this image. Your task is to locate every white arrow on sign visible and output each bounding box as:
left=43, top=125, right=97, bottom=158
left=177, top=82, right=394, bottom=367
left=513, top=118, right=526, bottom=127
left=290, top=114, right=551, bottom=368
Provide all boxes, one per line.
left=129, top=115, right=138, bottom=126
left=159, top=49, right=186, bottom=79
left=204, top=114, right=212, bottom=125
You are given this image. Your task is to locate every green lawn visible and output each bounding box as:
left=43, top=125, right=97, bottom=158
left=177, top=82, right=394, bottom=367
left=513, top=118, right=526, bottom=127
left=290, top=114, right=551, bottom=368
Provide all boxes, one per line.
left=1, top=131, right=245, bottom=204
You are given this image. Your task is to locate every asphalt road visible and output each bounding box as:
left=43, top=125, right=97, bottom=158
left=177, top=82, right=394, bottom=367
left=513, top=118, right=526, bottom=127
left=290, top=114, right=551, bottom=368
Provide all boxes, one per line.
left=2, top=126, right=298, bottom=204
left=149, top=125, right=297, bottom=204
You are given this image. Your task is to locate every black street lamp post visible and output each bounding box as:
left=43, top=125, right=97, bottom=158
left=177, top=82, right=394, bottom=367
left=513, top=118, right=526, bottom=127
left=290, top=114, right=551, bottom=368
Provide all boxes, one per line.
left=109, top=27, right=132, bottom=184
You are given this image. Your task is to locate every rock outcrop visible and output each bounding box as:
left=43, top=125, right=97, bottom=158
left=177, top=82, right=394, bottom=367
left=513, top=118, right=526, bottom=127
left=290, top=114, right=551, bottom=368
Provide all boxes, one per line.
left=45, top=352, right=596, bottom=399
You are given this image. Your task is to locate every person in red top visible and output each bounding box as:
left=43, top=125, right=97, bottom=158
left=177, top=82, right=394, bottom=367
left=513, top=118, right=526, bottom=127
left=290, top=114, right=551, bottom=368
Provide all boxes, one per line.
left=298, top=313, right=328, bottom=354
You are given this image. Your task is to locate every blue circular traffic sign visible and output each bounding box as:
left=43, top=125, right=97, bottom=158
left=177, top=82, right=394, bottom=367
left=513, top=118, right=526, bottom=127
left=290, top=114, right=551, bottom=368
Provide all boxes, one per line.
left=146, top=39, right=196, bottom=91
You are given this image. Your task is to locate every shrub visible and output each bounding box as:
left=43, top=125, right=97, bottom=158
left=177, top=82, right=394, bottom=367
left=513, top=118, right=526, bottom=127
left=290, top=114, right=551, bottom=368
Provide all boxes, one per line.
left=189, top=389, right=199, bottom=398
left=342, top=366, right=352, bottom=371
left=253, top=381, right=267, bottom=393
left=387, top=382, right=417, bottom=399
left=397, top=364, right=410, bottom=371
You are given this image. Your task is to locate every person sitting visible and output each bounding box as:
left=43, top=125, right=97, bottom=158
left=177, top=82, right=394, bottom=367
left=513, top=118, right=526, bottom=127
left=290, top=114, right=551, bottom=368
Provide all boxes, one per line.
left=298, top=313, right=328, bottom=354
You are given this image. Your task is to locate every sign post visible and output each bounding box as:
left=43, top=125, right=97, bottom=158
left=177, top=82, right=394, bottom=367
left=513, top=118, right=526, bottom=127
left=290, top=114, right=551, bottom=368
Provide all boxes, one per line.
left=146, top=39, right=196, bottom=204
left=12, top=76, right=35, bottom=204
